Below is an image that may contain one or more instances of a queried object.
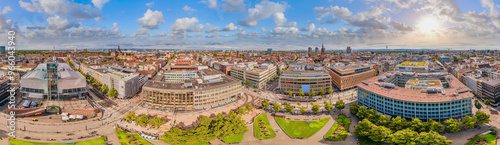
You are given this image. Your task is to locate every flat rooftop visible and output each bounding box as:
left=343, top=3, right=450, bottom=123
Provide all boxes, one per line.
left=397, top=61, right=426, bottom=67
left=406, top=80, right=442, bottom=88
left=332, top=63, right=373, bottom=72
left=358, top=71, right=472, bottom=103
left=144, top=71, right=238, bottom=91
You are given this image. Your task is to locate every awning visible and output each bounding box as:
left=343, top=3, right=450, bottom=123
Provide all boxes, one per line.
left=22, top=100, right=31, bottom=107
left=61, top=113, right=69, bottom=116
left=62, top=116, right=69, bottom=121
left=31, top=102, right=38, bottom=106
left=69, top=115, right=76, bottom=119
left=76, top=115, right=84, bottom=120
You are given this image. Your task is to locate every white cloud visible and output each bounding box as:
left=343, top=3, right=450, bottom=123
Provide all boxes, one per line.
left=389, top=21, right=414, bottom=31
left=170, top=17, right=199, bottom=31
left=47, top=15, right=75, bottom=30
left=272, top=12, right=287, bottom=27
left=188, top=24, right=205, bottom=32
left=146, top=1, right=154, bottom=7
left=330, top=6, right=352, bottom=18
left=19, top=0, right=101, bottom=20
left=221, top=0, right=246, bottom=13
left=200, top=0, right=217, bottom=9
left=205, top=24, right=220, bottom=33
left=286, top=22, right=297, bottom=27
left=261, top=27, right=267, bottom=32
left=239, top=0, right=288, bottom=27
left=183, top=5, right=197, bottom=13
left=384, top=0, right=418, bottom=8
left=137, top=9, right=164, bottom=30
left=91, top=0, right=110, bottom=9
left=222, top=23, right=238, bottom=31
left=300, top=23, right=315, bottom=31
left=270, top=27, right=299, bottom=35
left=2, top=6, right=11, bottom=14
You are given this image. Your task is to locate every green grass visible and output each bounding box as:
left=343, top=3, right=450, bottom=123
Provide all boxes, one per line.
left=220, top=134, right=244, bottom=144
left=275, top=117, right=330, bottom=138
left=359, top=137, right=380, bottom=145
left=467, top=131, right=497, bottom=145
left=9, top=137, right=107, bottom=145
left=116, top=128, right=152, bottom=145
left=324, top=114, right=351, bottom=141
left=254, top=114, right=276, bottom=139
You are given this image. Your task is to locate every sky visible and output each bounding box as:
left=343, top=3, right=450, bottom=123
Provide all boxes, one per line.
left=0, top=0, right=499, bottom=51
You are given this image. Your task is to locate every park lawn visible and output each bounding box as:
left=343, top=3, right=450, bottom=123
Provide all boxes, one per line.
left=75, top=136, right=107, bottom=145
left=467, top=132, right=497, bottom=145
left=10, top=137, right=106, bottom=145
left=324, top=114, right=351, bottom=141
left=359, top=137, right=380, bottom=145
left=220, top=134, right=244, bottom=144
left=116, top=128, right=152, bottom=145
left=275, top=117, right=330, bottom=139
left=254, top=113, right=276, bottom=139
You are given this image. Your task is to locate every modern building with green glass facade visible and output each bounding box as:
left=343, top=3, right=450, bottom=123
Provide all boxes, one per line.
left=357, top=71, right=473, bottom=121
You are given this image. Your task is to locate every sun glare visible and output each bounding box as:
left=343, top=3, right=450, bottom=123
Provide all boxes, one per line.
left=417, top=16, right=441, bottom=33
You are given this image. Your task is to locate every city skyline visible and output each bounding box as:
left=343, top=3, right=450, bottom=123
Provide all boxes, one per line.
left=0, top=0, right=499, bottom=50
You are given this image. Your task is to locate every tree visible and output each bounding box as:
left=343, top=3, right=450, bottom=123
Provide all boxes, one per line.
left=89, top=77, right=95, bottom=84
left=475, top=111, right=490, bottom=125
left=137, top=115, right=150, bottom=127
left=350, top=103, right=359, bottom=114
left=462, top=115, right=477, bottom=129
left=270, top=78, right=274, bottom=82
left=285, top=105, right=295, bottom=113
left=273, top=103, right=282, bottom=112
left=485, top=99, right=491, bottom=107
left=386, top=129, right=418, bottom=145
left=428, top=119, right=444, bottom=132
left=369, top=125, right=392, bottom=142
left=309, top=89, right=316, bottom=97
left=297, top=102, right=301, bottom=106
left=354, top=119, right=374, bottom=138
left=261, top=100, right=270, bottom=108
left=107, top=87, right=118, bottom=98
left=199, top=116, right=212, bottom=127
left=150, top=117, right=166, bottom=129
left=390, top=116, right=409, bottom=131
left=245, top=80, right=250, bottom=86
left=356, top=106, right=368, bottom=119
left=324, top=103, right=334, bottom=113
left=335, top=100, right=345, bottom=112
left=410, top=118, right=427, bottom=132
left=475, top=100, right=482, bottom=110
left=237, top=107, right=246, bottom=115
left=377, top=115, right=391, bottom=127
left=298, top=89, right=304, bottom=96
left=283, top=101, right=289, bottom=106
left=300, top=106, right=307, bottom=114
left=312, top=104, right=320, bottom=114
left=245, top=104, right=253, bottom=111
left=443, top=118, right=462, bottom=133
left=287, top=90, right=292, bottom=96
left=452, top=56, right=458, bottom=62
left=124, top=112, right=136, bottom=122
left=318, top=88, right=325, bottom=96
left=100, top=84, right=108, bottom=92
left=327, top=88, right=333, bottom=94
left=93, top=81, right=101, bottom=88
left=416, top=131, right=453, bottom=145
left=366, top=109, right=379, bottom=123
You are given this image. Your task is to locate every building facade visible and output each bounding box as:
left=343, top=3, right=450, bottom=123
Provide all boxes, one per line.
left=141, top=69, right=241, bottom=111
left=20, top=63, right=87, bottom=99
left=357, top=71, right=473, bottom=121
left=230, top=63, right=276, bottom=89
left=328, top=63, right=377, bottom=91
left=279, top=64, right=332, bottom=94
